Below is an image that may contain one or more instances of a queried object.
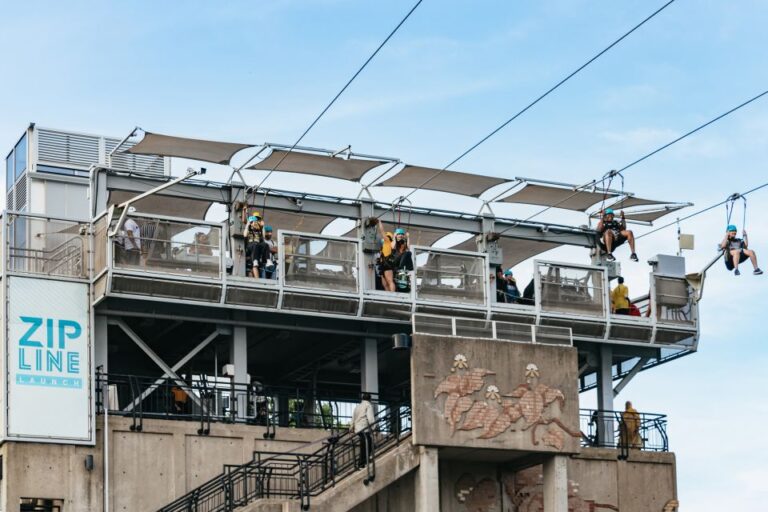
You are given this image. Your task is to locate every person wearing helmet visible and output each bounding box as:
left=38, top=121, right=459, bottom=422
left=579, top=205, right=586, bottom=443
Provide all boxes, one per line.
left=503, top=268, right=520, bottom=302
left=243, top=212, right=266, bottom=278
left=720, top=225, right=762, bottom=275
left=392, top=228, right=413, bottom=292
left=262, top=225, right=278, bottom=279
left=597, top=208, right=638, bottom=262
left=373, top=219, right=396, bottom=291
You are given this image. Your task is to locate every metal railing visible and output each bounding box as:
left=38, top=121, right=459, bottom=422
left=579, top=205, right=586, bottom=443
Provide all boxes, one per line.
left=580, top=408, right=668, bottom=452
left=157, top=404, right=412, bottom=512
left=95, top=372, right=405, bottom=435
left=412, top=313, right=573, bottom=346
left=5, top=213, right=88, bottom=278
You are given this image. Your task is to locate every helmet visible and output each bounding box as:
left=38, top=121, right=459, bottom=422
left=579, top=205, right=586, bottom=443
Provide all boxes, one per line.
left=604, top=208, right=614, bottom=215
left=248, top=216, right=258, bottom=222
left=251, top=211, right=262, bottom=219
left=264, top=225, right=273, bottom=232
left=727, top=224, right=737, bottom=232
left=503, top=269, right=513, bottom=276
left=395, top=228, right=406, bottom=236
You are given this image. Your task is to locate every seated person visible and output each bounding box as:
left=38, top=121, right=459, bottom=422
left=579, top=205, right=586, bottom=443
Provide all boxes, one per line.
left=720, top=225, right=762, bottom=276
left=611, top=276, right=631, bottom=314
left=597, top=208, right=637, bottom=262
left=374, top=219, right=396, bottom=291
left=392, top=228, right=414, bottom=292
left=243, top=212, right=266, bottom=278
left=503, top=269, right=520, bottom=303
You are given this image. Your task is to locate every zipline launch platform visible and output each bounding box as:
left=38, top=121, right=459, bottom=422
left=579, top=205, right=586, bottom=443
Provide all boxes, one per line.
left=1, top=125, right=690, bottom=511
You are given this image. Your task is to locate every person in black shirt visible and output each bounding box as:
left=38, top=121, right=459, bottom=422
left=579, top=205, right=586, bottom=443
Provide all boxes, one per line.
left=597, top=208, right=637, bottom=263
left=494, top=266, right=506, bottom=303
left=720, top=224, right=762, bottom=276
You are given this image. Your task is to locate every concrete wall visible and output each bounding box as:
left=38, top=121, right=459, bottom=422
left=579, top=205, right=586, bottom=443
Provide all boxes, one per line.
left=1, top=416, right=328, bottom=512
left=344, top=447, right=677, bottom=512
left=411, top=334, right=580, bottom=454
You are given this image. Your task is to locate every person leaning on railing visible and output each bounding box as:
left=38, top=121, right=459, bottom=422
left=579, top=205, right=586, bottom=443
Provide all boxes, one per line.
left=351, top=392, right=375, bottom=469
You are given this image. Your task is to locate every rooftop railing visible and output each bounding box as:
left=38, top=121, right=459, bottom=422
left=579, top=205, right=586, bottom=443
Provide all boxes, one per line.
left=580, top=408, right=669, bottom=452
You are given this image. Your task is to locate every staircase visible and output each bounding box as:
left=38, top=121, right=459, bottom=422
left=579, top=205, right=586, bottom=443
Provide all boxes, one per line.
left=157, top=405, right=412, bottom=512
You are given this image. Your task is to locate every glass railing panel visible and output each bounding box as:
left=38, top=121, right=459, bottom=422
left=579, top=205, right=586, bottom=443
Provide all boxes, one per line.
left=6, top=213, right=88, bottom=279
left=92, top=214, right=108, bottom=276
left=653, top=276, right=695, bottom=325
left=414, top=248, right=486, bottom=305
left=111, top=216, right=222, bottom=278
left=282, top=233, right=359, bottom=292
left=537, top=262, right=606, bottom=317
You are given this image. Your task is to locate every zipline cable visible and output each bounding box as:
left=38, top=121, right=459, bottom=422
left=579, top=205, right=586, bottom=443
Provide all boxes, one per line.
left=497, top=88, right=768, bottom=234
left=637, top=180, right=768, bottom=240
left=376, top=0, right=677, bottom=218
left=253, top=0, right=424, bottom=192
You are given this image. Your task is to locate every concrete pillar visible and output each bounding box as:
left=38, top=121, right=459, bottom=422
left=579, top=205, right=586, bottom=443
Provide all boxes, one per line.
left=360, top=338, right=379, bottom=397
left=596, top=344, right=614, bottom=445
left=415, top=446, right=439, bottom=512
left=543, top=455, right=568, bottom=512
left=229, top=326, right=248, bottom=418
left=94, top=315, right=108, bottom=374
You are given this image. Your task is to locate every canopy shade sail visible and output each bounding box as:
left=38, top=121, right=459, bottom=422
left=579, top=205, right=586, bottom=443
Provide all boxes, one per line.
left=262, top=209, right=339, bottom=234
left=499, top=183, right=617, bottom=212
left=451, top=236, right=562, bottom=268
left=248, top=150, right=390, bottom=182
left=606, top=196, right=670, bottom=210
left=376, top=165, right=508, bottom=198
left=109, top=190, right=212, bottom=220
left=125, top=132, right=253, bottom=165
left=622, top=205, right=688, bottom=223
left=342, top=224, right=454, bottom=247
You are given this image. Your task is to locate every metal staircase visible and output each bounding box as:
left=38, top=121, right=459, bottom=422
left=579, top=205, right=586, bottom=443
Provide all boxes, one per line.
left=157, top=404, right=412, bottom=512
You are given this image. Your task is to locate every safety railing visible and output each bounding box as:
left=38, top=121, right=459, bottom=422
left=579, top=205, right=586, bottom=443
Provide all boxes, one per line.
left=95, top=372, right=406, bottom=434
left=413, top=247, right=486, bottom=305
left=579, top=408, right=668, bottom=452
left=652, top=275, right=696, bottom=325
left=537, top=261, right=607, bottom=317
left=157, top=404, right=412, bottom=512
left=281, top=231, right=359, bottom=293
left=4, top=212, right=88, bottom=279
left=412, top=313, right=573, bottom=345
left=110, top=214, right=223, bottom=278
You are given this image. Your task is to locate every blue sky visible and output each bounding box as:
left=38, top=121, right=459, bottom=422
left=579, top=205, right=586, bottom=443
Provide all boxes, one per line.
left=2, top=1, right=768, bottom=508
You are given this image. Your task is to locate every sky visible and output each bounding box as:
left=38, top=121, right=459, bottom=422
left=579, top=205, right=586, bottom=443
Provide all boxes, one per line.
left=2, top=0, right=768, bottom=508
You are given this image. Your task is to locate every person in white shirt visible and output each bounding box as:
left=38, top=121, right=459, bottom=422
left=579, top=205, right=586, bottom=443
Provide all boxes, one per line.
left=351, top=392, right=375, bottom=468
left=118, top=210, right=142, bottom=265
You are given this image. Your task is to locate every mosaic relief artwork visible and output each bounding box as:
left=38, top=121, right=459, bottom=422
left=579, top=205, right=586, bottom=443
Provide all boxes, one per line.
left=663, top=499, right=680, bottom=511
left=505, top=468, right=619, bottom=512
left=434, top=355, right=579, bottom=449
left=454, top=473, right=500, bottom=512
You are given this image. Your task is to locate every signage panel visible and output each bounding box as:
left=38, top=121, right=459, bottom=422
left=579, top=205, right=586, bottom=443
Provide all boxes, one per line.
left=6, top=276, right=92, bottom=443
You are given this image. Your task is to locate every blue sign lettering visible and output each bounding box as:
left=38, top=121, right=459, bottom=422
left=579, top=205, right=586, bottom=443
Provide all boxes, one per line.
left=16, top=317, right=84, bottom=388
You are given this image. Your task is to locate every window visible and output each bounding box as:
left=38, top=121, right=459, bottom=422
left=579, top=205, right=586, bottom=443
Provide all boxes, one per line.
left=20, top=498, right=63, bottom=512
left=5, top=151, right=12, bottom=191
left=37, top=165, right=89, bottom=177
left=14, top=133, right=27, bottom=180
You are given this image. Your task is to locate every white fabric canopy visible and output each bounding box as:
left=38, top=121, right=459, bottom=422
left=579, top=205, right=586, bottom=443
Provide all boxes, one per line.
left=109, top=190, right=211, bottom=220
left=248, top=150, right=389, bottom=182
left=125, top=132, right=253, bottom=165
left=342, top=224, right=453, bottom=246
left=607, top=196, right=669, bottom=210
left=261, top=210, right=339, bottom=234
left=500, top=183, right=616, bottom=212
left=376, top=165, right=508, bottom=198
left=451, top=236, right=562, bottom=268
left=623, top=205, right=688, bottom=223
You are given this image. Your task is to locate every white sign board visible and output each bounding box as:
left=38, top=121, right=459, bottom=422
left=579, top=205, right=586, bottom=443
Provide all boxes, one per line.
left=5, top=276, right=92, bottom=443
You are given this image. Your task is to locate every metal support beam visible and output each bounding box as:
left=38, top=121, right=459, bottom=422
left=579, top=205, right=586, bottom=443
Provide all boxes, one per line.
left=613, top=356, right=650, bottom=398
left=361, top=338, right=379, bottom=397
left=94, top=315, right=108, bottom=374
left=229, top=326, right=249, bottom=416
left=109, top=318, right=203, bottom=408
left=596, top=344, right=614, bottom=446
left=122, top=329, right=222, bottom=412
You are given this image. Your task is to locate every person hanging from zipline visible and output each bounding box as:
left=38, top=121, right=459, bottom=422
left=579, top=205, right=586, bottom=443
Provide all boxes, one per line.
left=373, top=218, right=397, bottom=291
left=597, top=208, right=638, bottom=262
left=720, top=225, right=762, bottom=276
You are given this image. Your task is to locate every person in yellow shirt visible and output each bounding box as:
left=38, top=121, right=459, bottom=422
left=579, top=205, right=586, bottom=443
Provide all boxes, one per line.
left=611, top=276, right=630, bottom=314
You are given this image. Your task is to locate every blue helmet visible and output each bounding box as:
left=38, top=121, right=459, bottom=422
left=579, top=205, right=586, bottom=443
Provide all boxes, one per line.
left=727, top=224, right=737, bottom=232
left=264, top=225, right=273, bottom=232
left=604, top=208, right=615, bottom=215
left=248, top=216, right=258, bottom=222
left=503, top=269, right=513, bottom=276
left=394, top=228, right=406, bottom=236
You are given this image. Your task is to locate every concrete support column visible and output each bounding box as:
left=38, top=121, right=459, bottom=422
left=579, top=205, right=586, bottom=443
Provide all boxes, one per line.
left=543, top=455, right=568, bottom=512
left=360, top=338, right=379, bottom=397
left=94, top=315, right=108, bottom=374
left=229, top=326, right=248, bottom=417
left=596, top=344, right=614, bottom=445
left=415, top=446, right=439, bottom=512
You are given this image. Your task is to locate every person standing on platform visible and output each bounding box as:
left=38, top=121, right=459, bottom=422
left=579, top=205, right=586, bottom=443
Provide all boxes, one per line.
left=611, top=276, right=631, bottom=315
left=351, top=392, right=375, bottom=469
